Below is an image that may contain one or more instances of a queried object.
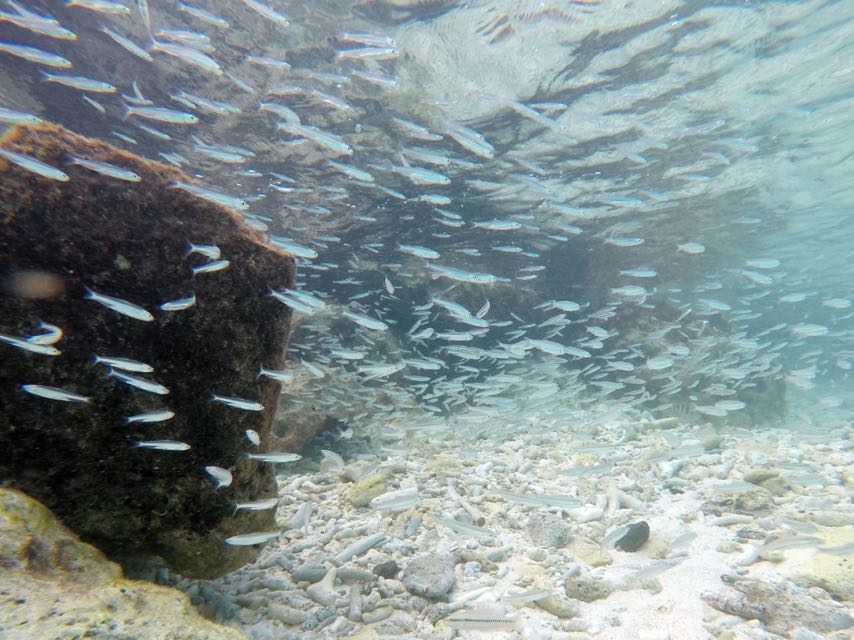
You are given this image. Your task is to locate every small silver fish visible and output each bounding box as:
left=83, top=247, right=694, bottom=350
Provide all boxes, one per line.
left=0, top=42, right=72, bottom=68
left=205, top=465, right=233, bottom=488
left=42, top=72, right=116, bottom=93
left=277, top=122, right=352, bottom=155
left=26, top=322, right=62, bottom=345
left=383, top=276, right=395, bottom=295
left=677, top=242, right=706, bottom=254
left=358, top=362, right=406, bottom=379
left=81, top=95, right=105, bottom=113
left=69, top=156, right=141, bottom=182
left=301, top=361, right=325, bottom=379
left=192, top=259, right=230, bottom=275
left=21, top=384, right=89, bottom=402
left=125, top=410, right=174, bottom=423
left=258, top=367, right=294, bottom=382
left=135, top=440, right=190, bottom=451
left=0, top=8, right=77, bottom=40
left=234, top=497, right=278, bottom=511
left=177, top=2, right=230, bottom=28
left=282, top=289, right=327, bottom=310
left=245, top=429, right=261, bottom=446
left=328, top=159, right=373, bottom=182
left=240, top=0, right=288, bottom=25
left=160, top=294, right=196, bottom=311
left=1, top=333, right=60, bottom=356
left=391, top=164, right=450, bottom=185
left=85, top=288, right=153, bottom=321
left=109, top=369, right=169, bottom=395
left=611, top=285, right=648, bottom=299
left=224, top=531, right=279, bottom=546
left=170, top=180, right=247, bottom=209
left=137, top=0, right=150, bottom=30
left=187, top=242, right=221, bottom=260
left=66, top=0, right=131, bottom=15
left=211, top=394, right=264, bottom=411
left=369, top=486, right=419, bottom=511
left=435, top=515, right=496, bottom=539
left=0, top=147, right=69, bottom=182
left=0, top=106, right=43, bottom=125
left=93, top=355, right=153, bottom=373
left=247, top=452, right=301, bottom=463
left=125, top=106, right=198, bottom=125
left=269, top=290, right=314, bottom=314
left=320, top=449, right=344, bottom=471
left=472, top=219, right=521, bottom=231
left=342, top=310, right=389, bottom=332
left=269, top=236, right=319, bottom=259
left=330, top=348, right=366, bottom=360
left=392, top=116, right=442, bottom=141
left=150, top=40, right=222, bottom=75
left=399, top=244, right=440, bottom=259
left=444, top=122, right=494, bottom=158
left=97, top=24, right=152, bottom=61
left=336, top=46, right=397, bottom=61
left=427, top=264, right=497, bottom=285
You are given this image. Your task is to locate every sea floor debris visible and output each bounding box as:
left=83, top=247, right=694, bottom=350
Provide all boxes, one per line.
left=165, top=407, right=854, bottom=639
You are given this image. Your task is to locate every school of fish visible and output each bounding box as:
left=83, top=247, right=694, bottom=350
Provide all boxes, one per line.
left=1, top=0, right=853, bottom=549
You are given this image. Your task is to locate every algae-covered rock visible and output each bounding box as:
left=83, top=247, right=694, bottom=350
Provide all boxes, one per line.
left=0, top=123, right=296, bottom=578
left=563, top=573, right=614, bottom=602
left=350, top=472, right=387, bottom=508
left=701, top=481, right=773, bottom=516
left=0, top=488, right=245, bottom=640
left=701, top=573, right=852, bottom=636
left=527, top=511, right=572, bottom=548
left=535, top=594, right=581, bottom=619
left=402, top=553, right=457, bottom=600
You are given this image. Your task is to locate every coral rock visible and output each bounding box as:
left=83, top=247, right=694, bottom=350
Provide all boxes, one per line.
left=701, top=574, right=852, bottom=636
left=0, top=488, right=245, bottom=640
left=0, top=123, right=296, bottom=578
left=402, top=553, right=456, bottom=600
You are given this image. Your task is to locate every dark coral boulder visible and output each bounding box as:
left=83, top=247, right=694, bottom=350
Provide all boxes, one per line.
left=0, top=123, right=296, bottom=579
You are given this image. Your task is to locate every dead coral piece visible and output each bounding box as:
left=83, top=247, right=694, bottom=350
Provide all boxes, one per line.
left=701, top=574, right=853, bottom=636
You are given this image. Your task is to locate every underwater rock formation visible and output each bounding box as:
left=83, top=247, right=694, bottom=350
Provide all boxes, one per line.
left=0, top=123, right=296, bottom=579
left=701, top=573, right=852, bottom=636
left=0, top=488, right=245, bottom=640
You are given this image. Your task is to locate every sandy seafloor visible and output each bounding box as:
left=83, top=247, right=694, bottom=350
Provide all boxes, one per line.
left=169, top=397, right=854, bottom=640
